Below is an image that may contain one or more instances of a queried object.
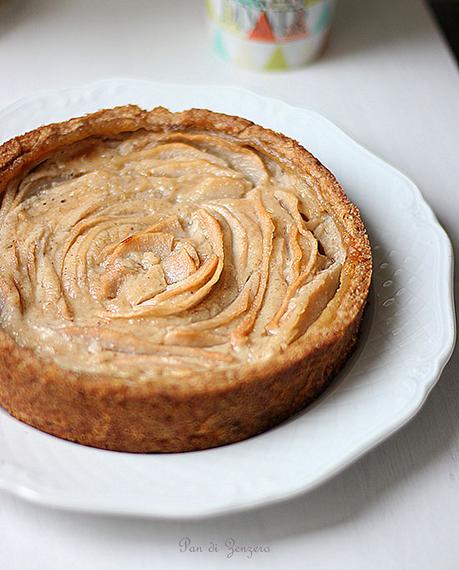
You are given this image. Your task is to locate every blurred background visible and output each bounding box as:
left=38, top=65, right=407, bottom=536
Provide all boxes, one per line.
left=428, top=0, right=459, bottom=58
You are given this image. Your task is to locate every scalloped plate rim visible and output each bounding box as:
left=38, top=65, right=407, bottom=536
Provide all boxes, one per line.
left=0, top=79, right=455, bottom=519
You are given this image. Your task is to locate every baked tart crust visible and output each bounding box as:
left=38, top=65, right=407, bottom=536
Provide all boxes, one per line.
left=0, top=106, right=372, bottom=452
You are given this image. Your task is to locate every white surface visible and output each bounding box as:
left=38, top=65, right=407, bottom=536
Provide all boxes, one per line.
left=0, top=79, right=454, bottom=520
left=0, top=0, right=458, bottom=567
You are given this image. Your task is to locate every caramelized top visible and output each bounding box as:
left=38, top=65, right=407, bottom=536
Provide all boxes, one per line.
left=0, top=130, right=344, bottom=379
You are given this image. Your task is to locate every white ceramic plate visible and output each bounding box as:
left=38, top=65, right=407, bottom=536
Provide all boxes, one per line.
left=0, top=79, right=455, bottom=519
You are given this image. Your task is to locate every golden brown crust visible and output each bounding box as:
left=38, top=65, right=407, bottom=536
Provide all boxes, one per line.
left=0, top=106, right=372, bottom=452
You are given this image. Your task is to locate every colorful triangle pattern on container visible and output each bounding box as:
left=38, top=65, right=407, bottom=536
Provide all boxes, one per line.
left=249, top=12, right=275, bottom=42
left=264, top=46, right=288, bottom=71
left=314, top=1, right=332, bottom=34
left=285, top=9, right=308, bottom=40
left=205, top=0, right=214, bottom=19
left=213, top=28, right=229, bottom=61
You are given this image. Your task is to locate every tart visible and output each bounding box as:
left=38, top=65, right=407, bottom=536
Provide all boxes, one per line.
left=0, top=106, right=371, bottom=452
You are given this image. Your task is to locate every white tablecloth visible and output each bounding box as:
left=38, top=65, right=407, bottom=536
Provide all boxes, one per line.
left=0, top=1, right=458, bottom=568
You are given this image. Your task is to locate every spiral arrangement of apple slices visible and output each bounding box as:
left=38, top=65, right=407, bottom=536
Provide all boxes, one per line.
left=0, top=130, right=344, bottom=379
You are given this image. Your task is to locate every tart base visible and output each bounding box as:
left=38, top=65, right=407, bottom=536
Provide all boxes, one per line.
left=0, top=310, right=362, bottom=452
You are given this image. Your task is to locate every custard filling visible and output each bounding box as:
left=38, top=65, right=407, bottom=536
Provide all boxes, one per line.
left=0, top=131, right=344, bottom=379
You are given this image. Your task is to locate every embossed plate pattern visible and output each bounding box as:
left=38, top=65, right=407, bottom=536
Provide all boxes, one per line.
left=0, top=80, right=455, bottom=519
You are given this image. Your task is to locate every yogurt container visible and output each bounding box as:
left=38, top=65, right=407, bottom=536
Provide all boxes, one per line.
left=206, top=0, right=337, bottom=70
